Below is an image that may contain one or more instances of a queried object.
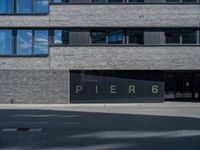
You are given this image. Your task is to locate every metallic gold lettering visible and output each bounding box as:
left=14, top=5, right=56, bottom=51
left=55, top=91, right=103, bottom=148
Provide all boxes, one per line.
left=110, top=85, right=117, bottom=94
left=128, top=85, right=136, bottom=94
left=152, top=85, right=158, bottom=94
left=76, top=85, right=83, bottom=94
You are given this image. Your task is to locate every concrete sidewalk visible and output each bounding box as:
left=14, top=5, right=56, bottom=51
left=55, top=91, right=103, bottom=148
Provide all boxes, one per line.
left=0, top=102, right=200, bottom=118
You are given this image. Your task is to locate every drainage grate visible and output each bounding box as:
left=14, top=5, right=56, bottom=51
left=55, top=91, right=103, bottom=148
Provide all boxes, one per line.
left=1, top=128, right=42, bottom=132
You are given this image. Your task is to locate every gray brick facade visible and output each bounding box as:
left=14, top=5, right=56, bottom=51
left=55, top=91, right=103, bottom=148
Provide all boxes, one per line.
left=0, top=3, right=200, bottom=103
left=0, top=70, right=69, bottom=104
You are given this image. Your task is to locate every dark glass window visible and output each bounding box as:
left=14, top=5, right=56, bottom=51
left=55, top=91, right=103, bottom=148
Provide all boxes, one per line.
left=17, top=30, right=33, bottom=55
left=16, top=0, right=33, bottom=13
left=34, top=30, right=48, bottom=54
left=53, top=30, right=69, bottom=44
left=52, top=0, right=69, bottom=3
left=34, top=0, right=49, bottom=13
left=108, top=0, right=123, bottom=2
left=0, top=0, right=14, bottom=14
left=0, top=30, right=13, bottom=55
left=182, top=29, right=197, bottom=44
left=128, top=30, right=144, bottom=44
left=182, top=0, right=197, bottom=2
left=92, top=0, right=107, bottom=2
left=91, top=31, right=107, bottom=44
left=165, top=29, right=180, bottom=44
left=92, top=0, right=123, bottom=2
left=108, top=30, right=124, bottom=44
left=128, top=0, right=144, bottom=2
left=166, top=0, right=180, bottom=2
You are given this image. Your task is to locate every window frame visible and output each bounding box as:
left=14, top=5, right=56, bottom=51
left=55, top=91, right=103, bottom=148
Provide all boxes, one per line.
left=0, top=29, right=49, bottom=57
left=0, top=0, right=49, bottom=15
left=0, top=0, right=14, bottom=14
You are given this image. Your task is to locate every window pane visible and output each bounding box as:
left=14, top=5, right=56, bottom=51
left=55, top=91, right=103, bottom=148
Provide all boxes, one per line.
left=17, top=0, right=33, bottom=13
left=34, top=0, right=49, bottom=13
left=108, top=0, right=123, bottom=2
left=17, top=30, right=33, bottom=55
left=128, top=0, right=144, bottom=2
left=182, top=0, right=197, bottom=2
left=91, top=31, right=106, bottom=44
left=182, top=29, right=197, bottom=44
left=166, top=0, right=180, bottom=2
left=128, top=30, right=144, bottom=44
left=54, top=30, right=69, bottom=44
left=92, top=0, right=107, bottom=2
left=0, top=0, right=13, bottom=13
left=0, top=30, right=13, bottom=55
left=52, top=0, right=69, bottom=3
left=34, top=30, right=48, bottom=54
left=108, top=30, right=124, bottom=44
left=165, top=29, right=180, bottom=44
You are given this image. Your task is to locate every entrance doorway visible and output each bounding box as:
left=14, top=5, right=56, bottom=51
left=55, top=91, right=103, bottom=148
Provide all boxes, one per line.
left=165, top=72, right=200, bottom=101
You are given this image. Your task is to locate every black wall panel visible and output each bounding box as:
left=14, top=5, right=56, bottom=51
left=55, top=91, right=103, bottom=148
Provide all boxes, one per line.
left=70, top=70, right=164, bottom=103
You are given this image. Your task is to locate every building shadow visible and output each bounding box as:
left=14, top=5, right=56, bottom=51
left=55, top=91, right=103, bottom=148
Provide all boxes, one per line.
left=0, top=109, right=200, bottom=150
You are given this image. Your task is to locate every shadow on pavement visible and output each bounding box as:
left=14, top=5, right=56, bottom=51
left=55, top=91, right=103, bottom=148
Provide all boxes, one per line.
left=0, top=109, right=200, bottom=150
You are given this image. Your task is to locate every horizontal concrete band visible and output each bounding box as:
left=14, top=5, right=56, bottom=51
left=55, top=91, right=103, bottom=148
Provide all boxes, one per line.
left=0, top=46, right=199, bottom=70
left=0, top=5, right=199, bottom=27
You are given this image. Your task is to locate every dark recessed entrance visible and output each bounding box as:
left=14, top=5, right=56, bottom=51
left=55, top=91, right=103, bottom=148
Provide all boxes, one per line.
left=70, top=70, right=200, bottom=103
left=164, top=71, right=200, bottom=101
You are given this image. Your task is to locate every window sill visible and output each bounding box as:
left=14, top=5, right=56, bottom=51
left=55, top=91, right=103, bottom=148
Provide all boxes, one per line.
left=0, top=13, right=49, bottom=16
left=0, top=55, right=49, bottom=57
left=50, top=44, right=200, bottom=47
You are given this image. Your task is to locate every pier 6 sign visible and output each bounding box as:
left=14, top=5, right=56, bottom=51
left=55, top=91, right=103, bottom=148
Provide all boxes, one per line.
left=70, top=71, right=164, bottom=103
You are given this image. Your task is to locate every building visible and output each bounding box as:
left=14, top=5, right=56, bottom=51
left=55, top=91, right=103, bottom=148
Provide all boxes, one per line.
left=0, top=0, right=200, bottom=103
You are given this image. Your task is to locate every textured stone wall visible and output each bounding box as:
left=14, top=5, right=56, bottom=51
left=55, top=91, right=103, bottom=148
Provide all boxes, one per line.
left=50, top=46, right=200, bottom=70
left=0, top=70, right=69, bottom=104
left=0, top=4, right=199, bottom=27
left=50, top=4, right=200, bottom=27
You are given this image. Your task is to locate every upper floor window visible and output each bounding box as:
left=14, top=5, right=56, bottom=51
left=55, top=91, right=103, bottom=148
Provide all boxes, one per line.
left=0, top=0, right=14, bottom=14
left=52, top=0, right=69, bottom=3
left=127, top=30, right=144, bottom=44
left=0, top=29, right=48, bottom=56
left=165, top=29, right=198, bottom=44
left=52, top=30, right=69, bottom=45
left=17, top=0, right=33, bottom=14
left=91, top=30, right=124, bottom=44
left=0, top=30, right=13, bottom=55
left=52, top=0, right=199, bottom=3
left=165, top=29, right=180, bottom=44
left=91, top=31, right=107, bottom=44
left=166, top=0, right=198, bottom=2
left=0, top=0, right=49, bottom=15
left=182, top=29, right=197, bottom=44
left=107, top=30, right=124, bottom=44
left=34, top=30, right=49, bottom=54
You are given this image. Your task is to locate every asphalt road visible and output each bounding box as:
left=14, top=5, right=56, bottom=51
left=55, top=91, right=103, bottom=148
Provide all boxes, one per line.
left=0, top=102, right=200, bottom=150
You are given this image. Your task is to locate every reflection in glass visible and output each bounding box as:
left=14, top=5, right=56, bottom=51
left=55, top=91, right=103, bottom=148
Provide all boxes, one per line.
left=54, top=30, right=69, bottom=44
left=0, top=0, right=13, bottom=13
left=34, top=0, right=49, bottom=13
left=108, top=30, right=124, bottom=44
left=17, top=30, right=33, bottom=55
left=0, top=30, right=13, bottom=55
left=52, top=0, right=69, bottom=3
left=91, top=31, right=106, bottom=44
left=34, top=30, right=48, bottom=54
left=16, top=0, right=33, bottom=13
